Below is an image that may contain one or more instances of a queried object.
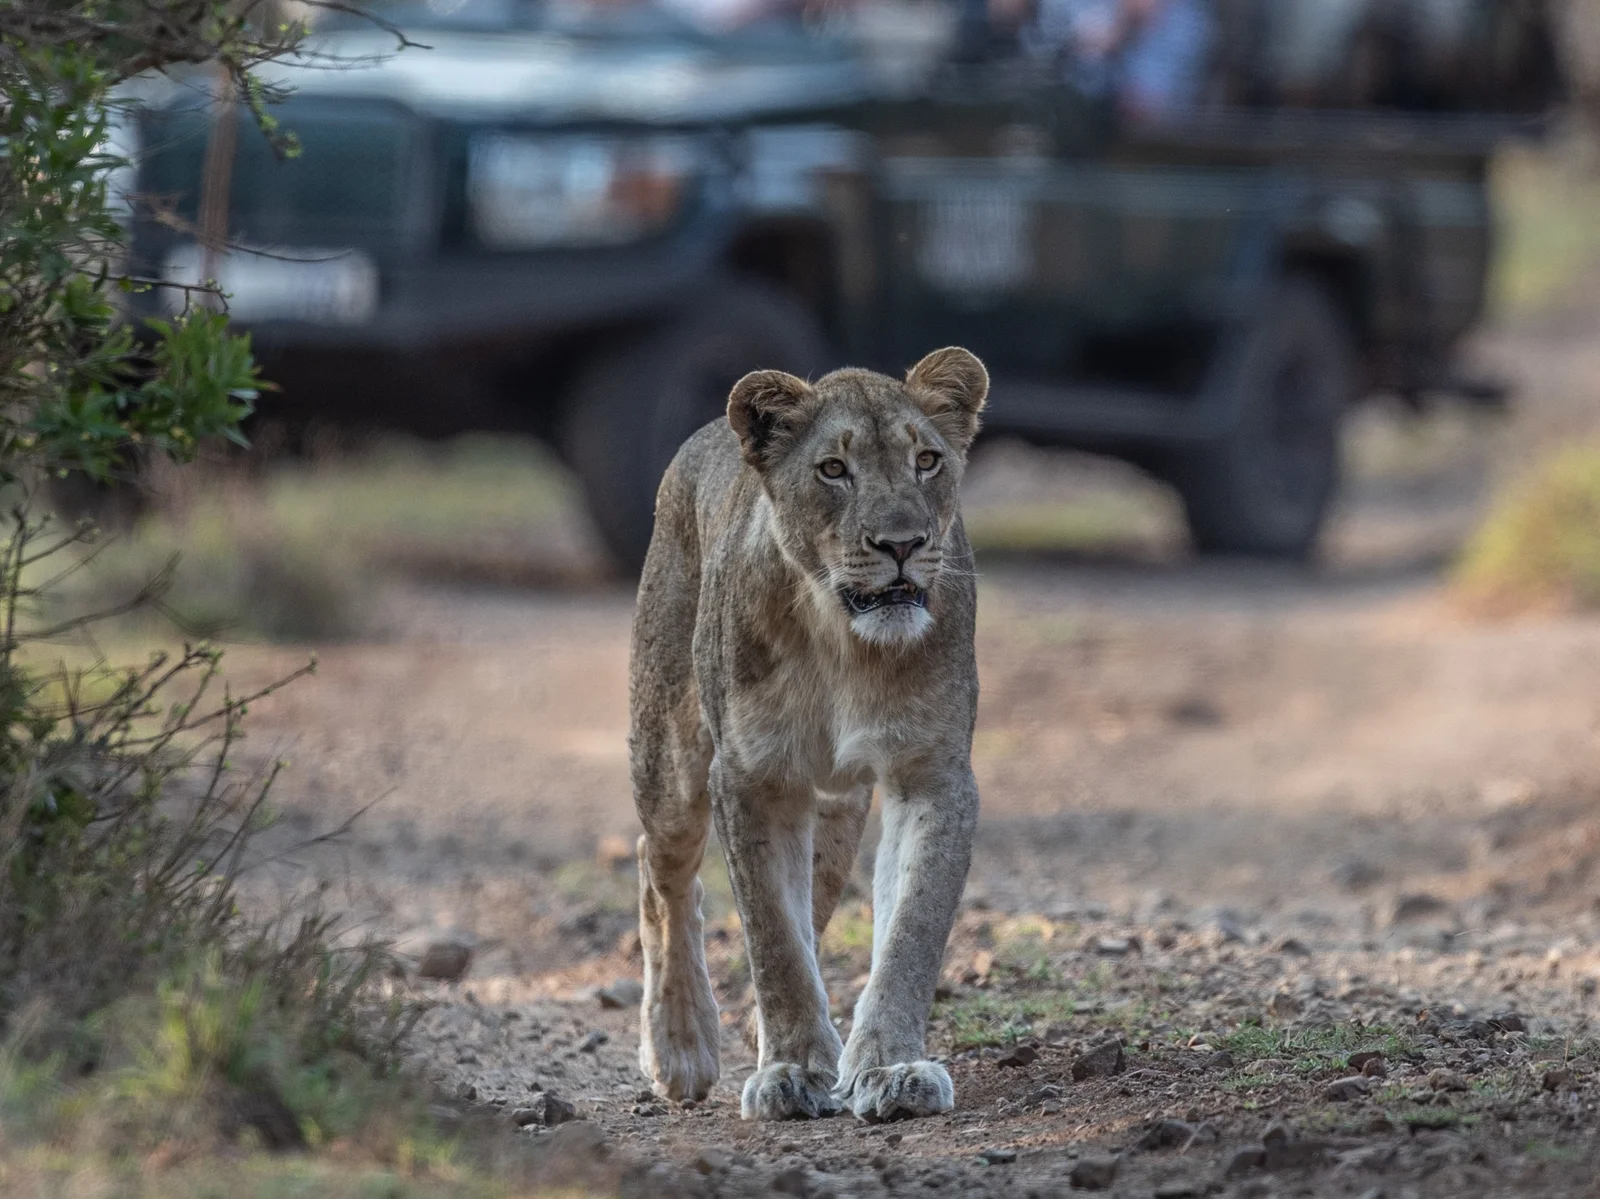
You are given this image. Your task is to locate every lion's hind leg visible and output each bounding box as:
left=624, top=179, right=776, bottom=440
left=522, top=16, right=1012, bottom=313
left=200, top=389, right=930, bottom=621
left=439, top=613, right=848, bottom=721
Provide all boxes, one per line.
left=635, top=706, right=720, bottom=1102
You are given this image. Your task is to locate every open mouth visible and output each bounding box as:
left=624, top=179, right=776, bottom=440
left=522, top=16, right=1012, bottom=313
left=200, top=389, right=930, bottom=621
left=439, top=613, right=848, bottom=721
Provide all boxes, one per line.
left=840, top=580, right=928, bottom=616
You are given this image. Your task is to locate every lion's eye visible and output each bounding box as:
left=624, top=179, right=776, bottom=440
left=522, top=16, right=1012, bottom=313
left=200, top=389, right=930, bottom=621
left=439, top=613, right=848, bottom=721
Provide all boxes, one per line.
left=916, top=450, right=941, bottom=473
left=818, top=458, right=848, bottom=480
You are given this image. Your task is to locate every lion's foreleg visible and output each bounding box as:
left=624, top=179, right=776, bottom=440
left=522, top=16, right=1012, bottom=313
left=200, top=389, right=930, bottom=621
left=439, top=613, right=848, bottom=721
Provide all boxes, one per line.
left=711, top=763, right=844, bottom=1120
left=836, top=766, right=977, bottom=1121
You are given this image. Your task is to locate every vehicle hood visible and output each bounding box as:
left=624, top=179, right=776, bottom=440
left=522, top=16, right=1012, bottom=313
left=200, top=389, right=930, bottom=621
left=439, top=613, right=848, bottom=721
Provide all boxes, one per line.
left=239, top=28, right=872, bottom=123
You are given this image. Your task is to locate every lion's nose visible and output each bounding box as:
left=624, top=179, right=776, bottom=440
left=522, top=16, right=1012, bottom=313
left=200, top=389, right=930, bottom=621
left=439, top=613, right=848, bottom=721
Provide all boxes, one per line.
left=867, top=534, right=927, bottom=565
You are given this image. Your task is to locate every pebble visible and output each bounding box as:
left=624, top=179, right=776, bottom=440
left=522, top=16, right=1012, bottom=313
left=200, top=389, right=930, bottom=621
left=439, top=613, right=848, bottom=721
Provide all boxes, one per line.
left=417, top=940, right=472, bottom=982
left=1222, top=1145, right=1265, bottom=1176
left=1333, top=858, right=1384, bottom=891
left=1166, top=695, right=1223, bottom=727
left=1135, top=1120, right=1196, bottom=1151
left=1072, top=1040, right=1127, bottom=1081
left=513, top=1092, right=577, bottom=1127
left=1390, top=893, right=1450, bottom=924
left=1069, top=1154, right=1120, bottom=1189
left=598, top=978, right=644, bottom=1009
left=1322, top=1076, right=1373, bottom=1102
left=1258, top=1123, right=1331, bottom=1170
left=1439, top=1019, right=1496, bottom=1044
left=545, top=1119, right=605, bottom=1158
left=1211, top=916, right=1247, bottom=944
left=770, top=1166, right=810, bottom=1193
left=997, top=1044, right=1041, bottom=1068
left=1088, top=935, right=1141, bottom=957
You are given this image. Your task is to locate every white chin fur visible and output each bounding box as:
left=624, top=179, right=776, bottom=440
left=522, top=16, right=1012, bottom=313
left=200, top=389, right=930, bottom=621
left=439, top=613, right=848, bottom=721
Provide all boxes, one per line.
left=849, top=604, right=933, bottom=647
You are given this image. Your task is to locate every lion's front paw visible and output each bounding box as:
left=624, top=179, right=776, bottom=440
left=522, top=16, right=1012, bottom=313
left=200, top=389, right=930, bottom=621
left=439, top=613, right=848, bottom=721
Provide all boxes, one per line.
left=641, top=1037, right=719, bottom=1102
left=639, top=981, right=720, bottom=1101
left=740, top=1062, right=841, bottom=1121
left=837, top=1060, right=954, bottom=1122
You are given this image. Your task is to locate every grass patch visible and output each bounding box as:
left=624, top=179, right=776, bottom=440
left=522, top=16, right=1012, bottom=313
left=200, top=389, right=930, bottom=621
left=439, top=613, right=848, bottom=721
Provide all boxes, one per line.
left=964, top=495, right=1176, bottom=557
left=1218, top=1023, right=1419, bottom=1071
left=65, top=435, right=588, bottom=643
left=552, top=860, right=637, bottom=916
left=0, top=1154, right=513, bottom=1199
left=932, top=970, right=1152, bottom=1052
left=934, top=990, right=1081, bottom=1051
left=1490, top=145, right=1600, bottom=317
left=1393, top=1105, right=1479, bottom=1131
left=1523, top=1139, right=1586, bottom=1164
left=1455, top=441, right=1600, bottom=613
left=821, top=903, right=875, bottom=961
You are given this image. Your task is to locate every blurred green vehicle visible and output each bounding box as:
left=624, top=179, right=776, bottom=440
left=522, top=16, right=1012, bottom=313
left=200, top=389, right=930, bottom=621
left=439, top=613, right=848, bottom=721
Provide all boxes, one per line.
left=128, top=0, right=1561, bottom=569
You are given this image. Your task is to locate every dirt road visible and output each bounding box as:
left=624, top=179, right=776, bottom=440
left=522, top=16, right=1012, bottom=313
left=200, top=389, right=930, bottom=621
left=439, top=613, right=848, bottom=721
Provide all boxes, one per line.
left=221, top=325, right=1600, bottom=1195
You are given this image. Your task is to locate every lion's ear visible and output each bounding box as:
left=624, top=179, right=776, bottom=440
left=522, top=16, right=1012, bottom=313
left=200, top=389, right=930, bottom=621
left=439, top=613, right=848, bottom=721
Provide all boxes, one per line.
left=906, top=347, right=988, bottom=453
left=727, top=370, right=816, bottom=470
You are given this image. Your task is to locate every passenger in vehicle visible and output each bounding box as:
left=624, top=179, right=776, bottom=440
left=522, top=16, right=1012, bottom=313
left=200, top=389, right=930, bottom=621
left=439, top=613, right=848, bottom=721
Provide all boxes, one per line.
left=1213, top=0, right=1561, bottom=115
left=1024, top=0, right=1215, bottom=121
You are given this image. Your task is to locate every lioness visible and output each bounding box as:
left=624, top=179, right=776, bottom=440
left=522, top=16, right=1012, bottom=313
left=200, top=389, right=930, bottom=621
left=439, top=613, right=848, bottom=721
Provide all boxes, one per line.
left=629, top=347, right=986, bottom=1122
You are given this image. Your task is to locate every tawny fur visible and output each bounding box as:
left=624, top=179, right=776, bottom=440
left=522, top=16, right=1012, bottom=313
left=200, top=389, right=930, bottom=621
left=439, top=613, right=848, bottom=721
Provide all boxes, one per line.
left=629, top=348, right=986, bottom=1121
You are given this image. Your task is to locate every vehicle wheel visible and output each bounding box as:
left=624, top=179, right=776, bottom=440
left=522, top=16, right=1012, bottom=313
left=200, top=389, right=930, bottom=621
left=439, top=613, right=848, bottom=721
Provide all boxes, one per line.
left=561, top=279, right=828, bottom=574
left=1169, top=277, right=1357, bottom=558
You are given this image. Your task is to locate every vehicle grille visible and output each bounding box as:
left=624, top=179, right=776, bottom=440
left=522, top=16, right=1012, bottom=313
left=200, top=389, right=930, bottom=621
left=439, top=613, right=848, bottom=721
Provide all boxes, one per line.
left=139, top=96, right=426, bottom=250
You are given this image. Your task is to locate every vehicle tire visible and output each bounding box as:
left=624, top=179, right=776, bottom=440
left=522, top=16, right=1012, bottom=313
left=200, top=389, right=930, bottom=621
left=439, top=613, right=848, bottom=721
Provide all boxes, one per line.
left=561, top=279, right=828, bottom=574
left=1169, top=276, right=1357, bottom=558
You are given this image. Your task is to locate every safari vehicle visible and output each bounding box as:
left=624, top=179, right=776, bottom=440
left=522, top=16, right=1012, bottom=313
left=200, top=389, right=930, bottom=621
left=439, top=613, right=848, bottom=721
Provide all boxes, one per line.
left=126, top=0, right=1561, bottom=569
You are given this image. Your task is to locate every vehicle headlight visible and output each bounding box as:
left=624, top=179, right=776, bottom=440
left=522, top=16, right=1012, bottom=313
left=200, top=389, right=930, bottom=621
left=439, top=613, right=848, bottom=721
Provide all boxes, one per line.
left=468, top=134, right=703, bottom=248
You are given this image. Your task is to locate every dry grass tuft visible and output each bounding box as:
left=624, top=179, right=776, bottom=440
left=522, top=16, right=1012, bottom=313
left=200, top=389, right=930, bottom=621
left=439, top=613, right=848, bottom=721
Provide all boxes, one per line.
left=1455, top=441, right=1600, bottom=614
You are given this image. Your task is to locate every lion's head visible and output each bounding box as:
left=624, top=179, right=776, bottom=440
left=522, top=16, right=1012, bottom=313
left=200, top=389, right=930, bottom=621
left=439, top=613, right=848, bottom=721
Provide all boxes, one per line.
left=726, top=347, right=988, bottom=648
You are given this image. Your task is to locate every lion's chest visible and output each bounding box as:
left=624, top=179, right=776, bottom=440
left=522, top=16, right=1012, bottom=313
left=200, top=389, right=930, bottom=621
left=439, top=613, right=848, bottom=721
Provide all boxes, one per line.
left=721, top=653, right=911, bottom=791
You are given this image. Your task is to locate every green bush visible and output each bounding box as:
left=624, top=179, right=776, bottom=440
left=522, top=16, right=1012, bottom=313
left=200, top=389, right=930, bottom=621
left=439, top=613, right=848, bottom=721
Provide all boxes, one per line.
left=0, top=0, right=441, bottom=1177
left=1456, top=442, right=1600, bottom=612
